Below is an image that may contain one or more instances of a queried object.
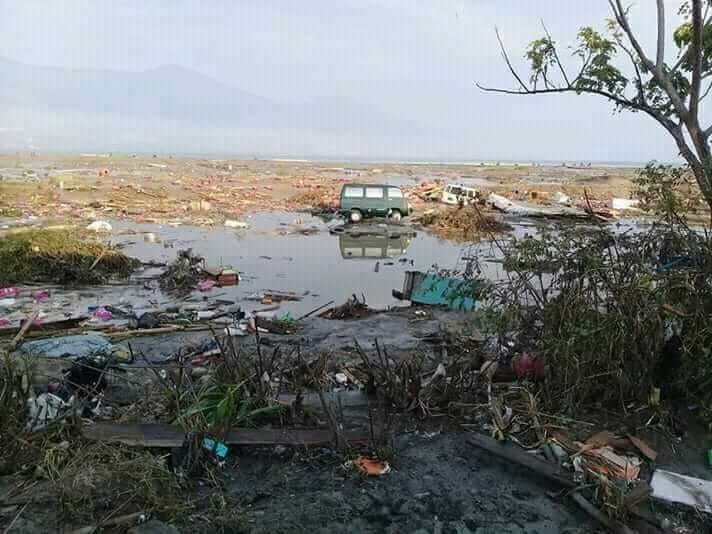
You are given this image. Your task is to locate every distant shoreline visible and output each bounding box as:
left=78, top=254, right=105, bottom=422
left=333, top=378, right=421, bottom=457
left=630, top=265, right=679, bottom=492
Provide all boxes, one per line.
left=1, top=151, right=675, bottom=169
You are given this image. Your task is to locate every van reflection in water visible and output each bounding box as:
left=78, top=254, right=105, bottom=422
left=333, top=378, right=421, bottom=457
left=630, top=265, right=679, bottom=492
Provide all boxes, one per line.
left=339, top=232, right=412, bottom=259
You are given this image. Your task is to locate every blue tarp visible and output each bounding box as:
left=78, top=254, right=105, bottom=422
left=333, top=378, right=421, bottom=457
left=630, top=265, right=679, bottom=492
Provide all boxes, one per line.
left=21, top=333, right=113, bottom=359
left=410, top=273, right=476, bottom=311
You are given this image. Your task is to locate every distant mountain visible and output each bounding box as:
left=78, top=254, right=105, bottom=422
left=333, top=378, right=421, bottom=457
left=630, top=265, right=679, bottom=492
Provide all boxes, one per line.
left=0, top=58, right=277, bottom=126
left=0, top=58, right=424, bottom=154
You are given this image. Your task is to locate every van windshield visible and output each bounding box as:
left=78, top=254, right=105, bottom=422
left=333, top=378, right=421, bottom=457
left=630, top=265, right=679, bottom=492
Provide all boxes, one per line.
left=448, top=186, right=463, bottom=195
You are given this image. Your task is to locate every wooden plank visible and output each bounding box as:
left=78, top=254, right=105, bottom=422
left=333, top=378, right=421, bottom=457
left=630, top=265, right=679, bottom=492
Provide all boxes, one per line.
left=83, top=423, right=184, bottom=447
left=467, top=433, right=576, bottom=489
left=83, top=422, right=369, bottom=448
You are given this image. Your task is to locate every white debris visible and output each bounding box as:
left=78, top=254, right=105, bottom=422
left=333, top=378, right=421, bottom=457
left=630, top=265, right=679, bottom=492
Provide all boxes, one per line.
left=26, top=392, right=68, bottom=431
left=335, top=373, right=348, bottom=385
left=611, top=198, right=641, bottom=211
left=86, top=220, right=112, bottom=233
left=224, top=220, right=250, bottom=229
left=552, top=191, right=571, bottom=205
left=651, top=469, right=712, bottom=514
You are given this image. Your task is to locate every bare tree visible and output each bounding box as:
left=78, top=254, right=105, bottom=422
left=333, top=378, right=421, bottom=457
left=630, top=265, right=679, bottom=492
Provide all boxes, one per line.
left=479, top=1, right=712, bottom=211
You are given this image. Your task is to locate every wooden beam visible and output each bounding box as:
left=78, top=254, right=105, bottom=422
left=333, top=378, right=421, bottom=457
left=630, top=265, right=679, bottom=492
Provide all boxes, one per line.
left=83, top=422, right=369, bottom=448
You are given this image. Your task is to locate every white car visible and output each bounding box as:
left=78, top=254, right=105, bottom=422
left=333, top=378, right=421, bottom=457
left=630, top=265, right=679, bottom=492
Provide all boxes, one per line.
left=441, top=184, right=480, bottom=205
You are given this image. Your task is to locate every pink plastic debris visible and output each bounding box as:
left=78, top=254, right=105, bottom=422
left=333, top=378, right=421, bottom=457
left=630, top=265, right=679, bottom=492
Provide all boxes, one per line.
left=31, top=290, right=50, bottom=302
left=0, top=318, right=10, bottom=327
left=195, top=280, right=216, bottom=292
left=91, top=307, right=113, bottom=321
left=0, top=287, right=19, bottom=298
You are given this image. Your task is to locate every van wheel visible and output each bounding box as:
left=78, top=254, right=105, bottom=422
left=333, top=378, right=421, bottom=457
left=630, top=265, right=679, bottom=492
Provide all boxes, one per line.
left=349, top=210, right=363, bottom=223
left=389, top=210, right=402, bottom=221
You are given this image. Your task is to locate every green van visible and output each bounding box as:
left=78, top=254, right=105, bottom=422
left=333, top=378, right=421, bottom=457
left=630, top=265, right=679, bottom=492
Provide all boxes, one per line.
left=339, top=184, right=410, bottom=223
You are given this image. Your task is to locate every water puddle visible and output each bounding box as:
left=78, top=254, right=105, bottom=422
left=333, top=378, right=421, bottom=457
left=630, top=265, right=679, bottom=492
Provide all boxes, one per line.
left=110, top=212, right=515, bottom=316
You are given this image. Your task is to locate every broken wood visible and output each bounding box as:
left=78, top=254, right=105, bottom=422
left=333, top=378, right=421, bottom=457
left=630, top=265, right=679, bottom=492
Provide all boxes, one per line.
left=83, top=422, right=369, bottom=448
left=296, top=300, right=335, bottom=321
left=627, top=435, right=658, bottom=462
left=570, top=492, right=638, bottom=534
left=9, top=312, right=39, bottom=351
left=467, top=433, right=639, bottom=534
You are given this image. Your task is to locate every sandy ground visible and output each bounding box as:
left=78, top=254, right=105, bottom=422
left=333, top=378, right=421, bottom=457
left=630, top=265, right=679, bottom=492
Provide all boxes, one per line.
left=0, top=154, right=639, bottom=225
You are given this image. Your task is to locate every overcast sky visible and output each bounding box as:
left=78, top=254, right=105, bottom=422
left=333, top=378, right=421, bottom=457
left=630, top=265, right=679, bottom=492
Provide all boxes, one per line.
left=0, top=1, right=693, bottom=162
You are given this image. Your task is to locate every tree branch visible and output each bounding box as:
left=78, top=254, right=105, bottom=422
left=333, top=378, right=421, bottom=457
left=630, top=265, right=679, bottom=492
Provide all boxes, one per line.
left=609, top=0, right=689, bottom=119
left=495, top=27, right=528, bottom=92
left=689, top=0, right=704, bottom=119
left=541, top=20, right=570, bottom=87
left=656, top=0, right=665, bottom=69
left=475, top=83, right=677, bottom=131
left=611, top=30, right=647, bottom=106
left=700, top=80, right=712, bottom=102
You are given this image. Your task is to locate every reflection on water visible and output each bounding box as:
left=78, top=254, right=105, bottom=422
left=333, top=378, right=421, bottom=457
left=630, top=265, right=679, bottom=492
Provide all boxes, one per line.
left=110, top=212, right=483, bottom=314
left=339, top=232, right=412, bottom=259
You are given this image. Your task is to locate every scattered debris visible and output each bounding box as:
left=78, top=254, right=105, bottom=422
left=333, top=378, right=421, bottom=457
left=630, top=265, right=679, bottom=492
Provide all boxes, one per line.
left=195, top=279, right=215, bottom=292
left=224, top=219, right=250, bottom=229
left=353, top=456, right=391, bottom=476
left=159, top=249, right=204, bottom=295
left=90, top=306, right=113, bottom=321
left=611, top=198, right=641, bottom=211
left=418, top=205, right=510, bottom=240
left=26, top=392, right=68, bottom=431
left=86, top=220, right=113, bottom=233
left=488, top=192, right=600, bottom=219
left=552, top=191, right=571, bottom=204
left=319, top=294, right=374, bottom=319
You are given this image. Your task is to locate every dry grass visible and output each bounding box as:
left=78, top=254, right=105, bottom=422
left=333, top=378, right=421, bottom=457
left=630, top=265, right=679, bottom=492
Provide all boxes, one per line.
left=0, top=229, right=140, bottom=285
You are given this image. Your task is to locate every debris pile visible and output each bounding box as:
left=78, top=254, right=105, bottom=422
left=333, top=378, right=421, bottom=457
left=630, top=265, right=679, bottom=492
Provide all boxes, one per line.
left=288, top=184, right=339, bottom=212
left=417, top=205, right=511, bottom=240
left=158, top=249, right=205, bottom=295
left=319, top=294, right=375, bottom=319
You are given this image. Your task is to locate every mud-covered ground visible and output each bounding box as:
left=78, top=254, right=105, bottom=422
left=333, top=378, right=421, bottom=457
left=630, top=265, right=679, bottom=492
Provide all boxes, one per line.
left=226, top=432, right=588, bottom=534
left=0, top=433, right=589, bottom=534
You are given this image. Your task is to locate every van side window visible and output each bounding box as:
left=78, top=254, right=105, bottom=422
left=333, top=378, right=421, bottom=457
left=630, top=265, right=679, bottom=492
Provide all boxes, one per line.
left=344, top=186, right=364, bottom=198
left=387, top=188, right=403, bottom=198
left=365, top=187, right=384, bottom=198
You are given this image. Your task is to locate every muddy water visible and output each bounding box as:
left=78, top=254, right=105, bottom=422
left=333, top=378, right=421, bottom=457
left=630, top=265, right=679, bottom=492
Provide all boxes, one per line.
left=112, top=212, right=514, bottom=316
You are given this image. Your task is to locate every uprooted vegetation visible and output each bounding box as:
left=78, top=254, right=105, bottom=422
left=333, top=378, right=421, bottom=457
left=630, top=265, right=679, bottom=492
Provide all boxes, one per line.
left=159, top=248, right=205, bottom=296
left=0, top=229, right=140, bottom=285
left=418, top=205, right=511, bottom=240
left=456, top=164, right=712, bottom=428
left=481, top=224, right=712, bottom=418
